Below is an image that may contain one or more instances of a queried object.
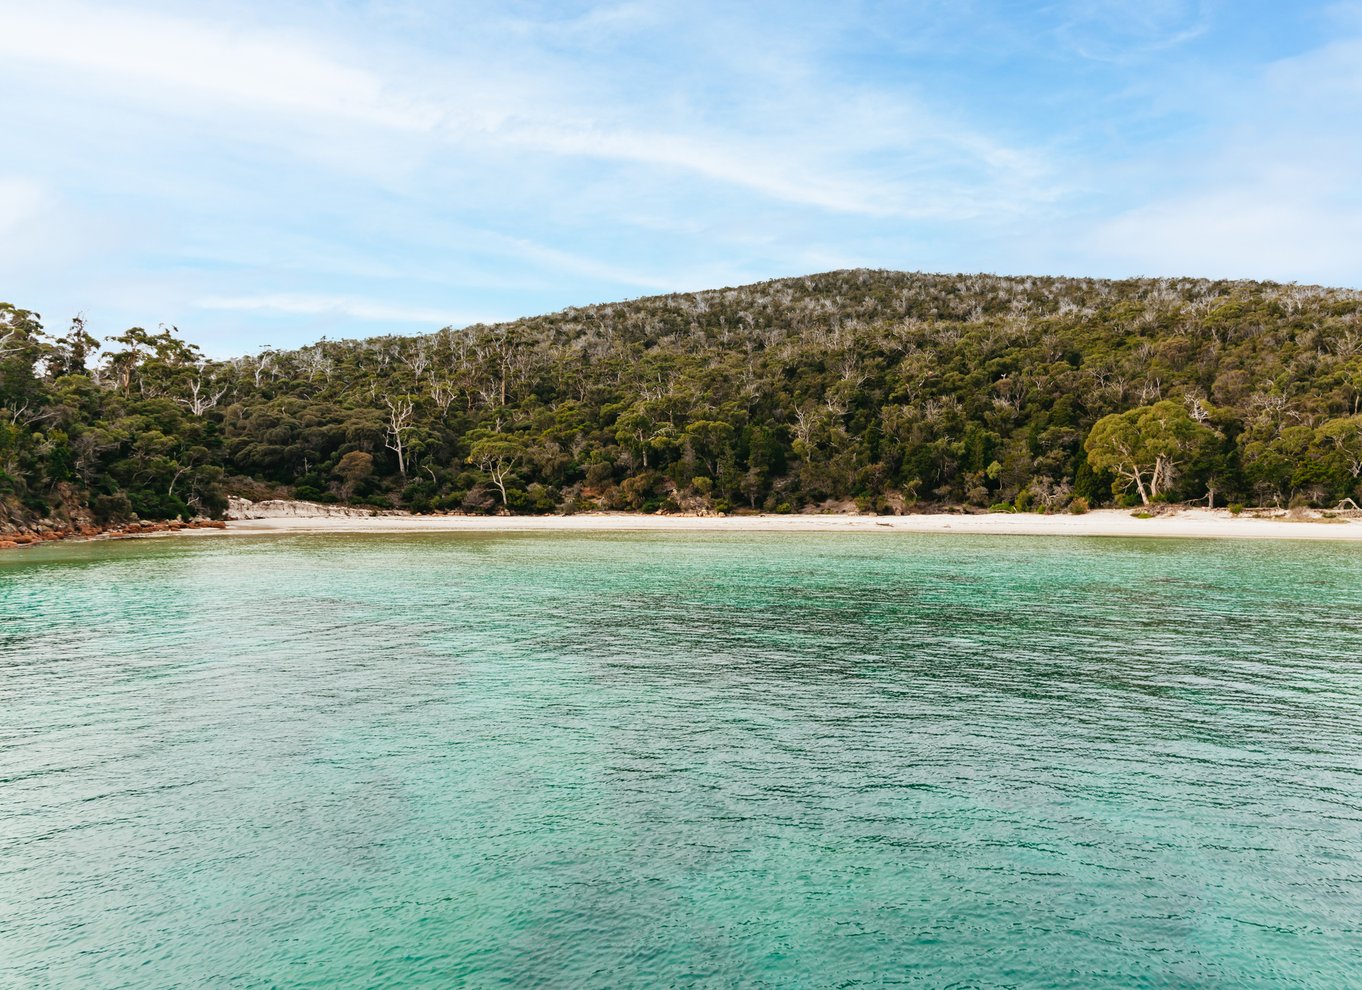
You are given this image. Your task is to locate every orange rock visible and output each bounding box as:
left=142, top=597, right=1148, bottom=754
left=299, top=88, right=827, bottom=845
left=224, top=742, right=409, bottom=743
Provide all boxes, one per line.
left=0, top=540, right=18, bottom=549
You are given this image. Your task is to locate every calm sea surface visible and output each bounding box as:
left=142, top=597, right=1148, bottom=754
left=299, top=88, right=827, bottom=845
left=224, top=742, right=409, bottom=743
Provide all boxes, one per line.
left=2, top=532, right=1361, bottom=989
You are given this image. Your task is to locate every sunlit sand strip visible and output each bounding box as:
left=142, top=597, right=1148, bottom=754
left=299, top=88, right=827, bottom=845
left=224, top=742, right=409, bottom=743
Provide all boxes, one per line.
left=201, top=508, right=1362, bottom=541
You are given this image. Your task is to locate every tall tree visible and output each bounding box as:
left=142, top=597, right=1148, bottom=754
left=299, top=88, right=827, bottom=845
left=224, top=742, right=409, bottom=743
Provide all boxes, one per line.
left=1084, top=401, right=1218, bottom=505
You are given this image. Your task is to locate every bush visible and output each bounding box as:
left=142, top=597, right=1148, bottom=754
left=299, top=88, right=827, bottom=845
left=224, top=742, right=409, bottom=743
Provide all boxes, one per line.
left=129, top=490, right=190, bottom=521
left=434, top=492, right=465, bottom=512
left=584, top=460, right=616, bottom=487
left=525, top=483, right=558, bottom=514
left=460, top=486, right=497, bottom=514
left=988, top=502, right=1015, bottom=513
left=1068, top=496, right=1090, bottom=515
left=620, top=472, right=660, bottom=510
left=401, top=481, right=436, bottom=512
left=92, top=492, right=133, bottom=523
left=1229, top=503, right=1244, bottom=515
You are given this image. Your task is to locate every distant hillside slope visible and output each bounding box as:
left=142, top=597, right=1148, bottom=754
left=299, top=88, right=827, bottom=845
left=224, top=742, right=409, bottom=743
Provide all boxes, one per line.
left=4, top=269, right=1362, bottom=529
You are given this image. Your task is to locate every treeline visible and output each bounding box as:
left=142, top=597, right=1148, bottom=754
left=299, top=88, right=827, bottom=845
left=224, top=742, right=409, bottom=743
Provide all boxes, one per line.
left=4, top=269, right=1362, bottom=528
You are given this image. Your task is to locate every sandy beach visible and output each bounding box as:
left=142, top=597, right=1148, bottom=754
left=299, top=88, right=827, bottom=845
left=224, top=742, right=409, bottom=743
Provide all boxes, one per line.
left=207, top=507, right=1362, bottom=542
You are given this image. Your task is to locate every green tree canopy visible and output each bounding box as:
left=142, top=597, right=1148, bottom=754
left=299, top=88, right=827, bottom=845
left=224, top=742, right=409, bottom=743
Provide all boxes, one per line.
left=1084, top=401, right=1220, bottom=505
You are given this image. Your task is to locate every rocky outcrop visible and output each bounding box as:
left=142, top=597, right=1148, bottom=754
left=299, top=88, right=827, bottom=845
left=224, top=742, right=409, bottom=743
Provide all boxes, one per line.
left=225, top=496, right=396, bottom=520
left=0, top=519, right=228, bottom=550
left=0, top=495, right=396, bottom=548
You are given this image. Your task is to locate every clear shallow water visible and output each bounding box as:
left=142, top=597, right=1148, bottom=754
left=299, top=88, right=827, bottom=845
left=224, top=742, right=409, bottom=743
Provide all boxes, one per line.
left=2, top=533, right=1361, bottom=990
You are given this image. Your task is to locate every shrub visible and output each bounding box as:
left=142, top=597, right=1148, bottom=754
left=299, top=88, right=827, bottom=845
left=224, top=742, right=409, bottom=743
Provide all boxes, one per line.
left=434, top=492, right=465, bottom=511
left=130, top=491, right=190, bottom=521
left=525, top=483, right=557, bottom=514
left=620, top=472, right=660, bottom=510
left=92, top=492, right=133, bottom=523
left=1068, top=496, right=1090, bottom=515
left=401, top=481, right=436, bottom=512
left=584, top=460, right=616, bottom=487
left=1229, top=503, right=1244, bottom=515
left=460, top=486, right=497, bottom=514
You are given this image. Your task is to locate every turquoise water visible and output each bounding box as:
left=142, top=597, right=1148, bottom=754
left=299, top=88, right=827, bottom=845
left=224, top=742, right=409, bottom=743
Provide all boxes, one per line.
left=3, top=533, right=1361, bottom=989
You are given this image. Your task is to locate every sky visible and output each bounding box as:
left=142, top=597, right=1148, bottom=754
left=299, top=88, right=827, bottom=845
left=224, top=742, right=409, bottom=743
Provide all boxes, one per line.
left=2, top=0, right=1361, bottom=355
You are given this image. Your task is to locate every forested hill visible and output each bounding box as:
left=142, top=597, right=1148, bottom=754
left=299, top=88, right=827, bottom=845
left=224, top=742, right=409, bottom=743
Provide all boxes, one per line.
left=4, top=269, right=1362, bottom=530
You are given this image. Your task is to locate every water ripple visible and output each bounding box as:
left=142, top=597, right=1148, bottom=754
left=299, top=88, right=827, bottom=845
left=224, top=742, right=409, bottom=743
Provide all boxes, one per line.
left=2, top=533, right=1361, bottom=988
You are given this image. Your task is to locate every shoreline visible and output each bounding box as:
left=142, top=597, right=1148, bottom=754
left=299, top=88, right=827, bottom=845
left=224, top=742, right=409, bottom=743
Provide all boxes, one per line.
left=8, top=508, right=1362, bottom=549
left=206, top=508, right=1362, bottom=542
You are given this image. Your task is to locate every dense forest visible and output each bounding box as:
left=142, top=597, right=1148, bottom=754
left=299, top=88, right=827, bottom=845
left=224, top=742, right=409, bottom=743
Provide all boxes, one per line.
left=4, top=269, right=1362, bottom=530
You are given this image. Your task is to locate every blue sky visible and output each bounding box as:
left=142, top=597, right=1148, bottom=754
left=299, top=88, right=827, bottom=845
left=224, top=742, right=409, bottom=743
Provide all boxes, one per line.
left=2, top=1, right=1360, bottom=354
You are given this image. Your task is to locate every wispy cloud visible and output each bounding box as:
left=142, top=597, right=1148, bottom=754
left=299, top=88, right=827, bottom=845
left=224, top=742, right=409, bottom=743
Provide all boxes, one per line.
left=0, top=0, right=1357, bottom=351
left=1085, top=28, right=1362, bottom=283
left=0, top=3, right=438, bottom=130
left=1054, top=0, right=1214, bottom=62
left=0, top=1, right=1051, bottom=221
left=193, top=293, right=482, bottom=326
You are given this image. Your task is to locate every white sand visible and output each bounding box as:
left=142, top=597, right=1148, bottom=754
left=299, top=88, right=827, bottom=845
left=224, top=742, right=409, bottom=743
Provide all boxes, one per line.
left=206, top=508, right=1362, bottom=542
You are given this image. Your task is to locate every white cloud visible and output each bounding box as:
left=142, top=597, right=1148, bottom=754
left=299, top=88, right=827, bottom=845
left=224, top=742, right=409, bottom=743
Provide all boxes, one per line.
left=194, top=293, right=475, bottom=326
left=1085, top=25, right=1362, bottom=285
left=1090, top=153, right=1362, bottom=281
left=1056, top=0, right=1213, bottom=62
left=1090, top=188, right=1362, bottom=284
left=0, top=3, right=439, bottom=130
left=0, top=1, right=1052, bottom=222
left=475, top=233, right=676, bottom=291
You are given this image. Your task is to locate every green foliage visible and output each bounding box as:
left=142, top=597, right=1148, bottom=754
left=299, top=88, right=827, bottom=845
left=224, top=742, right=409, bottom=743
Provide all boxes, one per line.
left=5, top=269, right=1362, bottom=526
left=1085, top=401, right=1219, bottom=505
